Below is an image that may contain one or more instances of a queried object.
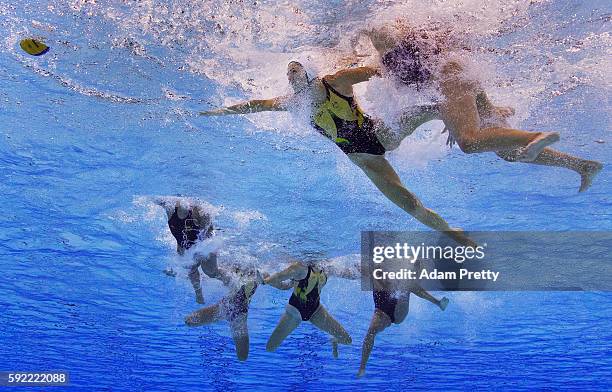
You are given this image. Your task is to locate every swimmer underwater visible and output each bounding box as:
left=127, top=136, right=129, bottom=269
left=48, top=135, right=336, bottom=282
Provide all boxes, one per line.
left=199, top=47, right=601, bottom=247
left=199, top=61, right=478, bottom=247
left=359, top=260, right=449, bottom=377
left=263, top=261, right=356, bottom=358
left=185, top=266, right=264, bottom=361
left=353, top=25, right=602, bottom=192
left=156, top=198, right=231, bottom=304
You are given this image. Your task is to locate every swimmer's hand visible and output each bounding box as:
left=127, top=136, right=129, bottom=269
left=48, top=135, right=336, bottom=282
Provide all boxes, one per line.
left=266, top=279, right=295, bottom=290
left=442, top=127, right=456, bottom=148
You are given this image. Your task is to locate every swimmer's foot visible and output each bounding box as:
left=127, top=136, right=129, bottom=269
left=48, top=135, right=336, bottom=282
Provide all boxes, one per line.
left=518, top=132, right=560, bottom=162
left=439, top=297, right=449, bottom=311
left=195, top=290, right=205, bottom=304
left=185, top=310, right=205, bottom=327
left=579, top=161, right=603, bottom=192
left=332, top=339, right=339, bottom=359
left=357, top=367, right=366, bottom=378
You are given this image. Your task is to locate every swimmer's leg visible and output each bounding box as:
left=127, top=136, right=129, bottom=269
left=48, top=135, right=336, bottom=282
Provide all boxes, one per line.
left=195, top=252, right=232, bottom=286
left=348, top=153, right=476, bottom=247
left=439, top=62, right=559, bottom=157
left=497, top=148, right=603, bottom=192
left=411, top=285, right=448, bottom=310
left=358, top=310, right=392, bottom=377
left=184, top=304, right=223, bottom=326
left=188, top=265, right=205, bottom=304
left=266, top=306, right=301, bottom=352
left=309, top=305, right=352, bottom=358
left=230, top=314, right=250, bottom=361
left=376, top=107, right=440, bottom=151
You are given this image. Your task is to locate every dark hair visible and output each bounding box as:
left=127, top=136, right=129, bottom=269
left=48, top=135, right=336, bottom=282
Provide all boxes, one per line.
left=288, top=61, right=310, bottom=83
left=381, top=40, right=432, bottom=88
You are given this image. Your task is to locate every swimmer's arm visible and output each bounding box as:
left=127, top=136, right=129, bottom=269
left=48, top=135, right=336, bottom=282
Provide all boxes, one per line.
left=326, top=66, right=380, bottom=88
left=153, top=198, right=175, bottom=218
left=324, top=263, right=361, bottom=280
left=199, top=97, right=287, bottom=116
left=263, top=263, right=308, bottom=288
left=267, top=279, right=295, bottom=290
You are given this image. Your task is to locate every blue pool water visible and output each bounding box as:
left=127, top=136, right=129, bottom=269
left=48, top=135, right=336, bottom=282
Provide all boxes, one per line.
left=1, top=1, right=611, bottom=390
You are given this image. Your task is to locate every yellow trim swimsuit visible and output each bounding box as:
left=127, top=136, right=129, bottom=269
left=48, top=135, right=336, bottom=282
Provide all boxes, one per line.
left=311, top=79, right=386, bottom=155
left=288, top=266, right=327, bottom=321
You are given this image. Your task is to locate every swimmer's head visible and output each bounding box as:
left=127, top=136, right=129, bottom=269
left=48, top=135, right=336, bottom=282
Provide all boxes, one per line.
left=287, top=61, right=310, bottom=93
left=174, top=200, right=190, bottom=212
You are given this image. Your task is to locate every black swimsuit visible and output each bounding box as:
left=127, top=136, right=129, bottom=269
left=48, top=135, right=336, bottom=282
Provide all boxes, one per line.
left=288, top=267, right=327, bottom=321
left=224, top=282, right=258, bottom=322
left=168, top=207, right=210, bottom=250
left=373, top=289, right=398, bottom=323
left=311, top=80, right=386, bottom=156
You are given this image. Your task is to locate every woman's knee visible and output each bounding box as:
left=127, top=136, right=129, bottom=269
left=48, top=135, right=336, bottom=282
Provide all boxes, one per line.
left=456, top=135, right=481, bottom=154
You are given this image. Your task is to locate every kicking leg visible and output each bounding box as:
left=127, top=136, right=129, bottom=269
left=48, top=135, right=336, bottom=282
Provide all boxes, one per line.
left=266, top=305, right=301, bottom=352
left=497, top=148, right=603, bottom=192
left=309, top=305, right=352, bottom=358
left=348, top=153, right=476, bottom=247
left=230, top=314, right=250, bottom=361
left=358, top=310, right=392, bottom=377
left=184, top=304, right=223, bottom=326
left=196, top=252, right=232, bottom=286
left=411, top=285, right=448, bottom=310
left=439, top=62, right=559, bottom=158
left=376, top=106, right=440, bottom=151
left=188, top=265, right=205, bottom=304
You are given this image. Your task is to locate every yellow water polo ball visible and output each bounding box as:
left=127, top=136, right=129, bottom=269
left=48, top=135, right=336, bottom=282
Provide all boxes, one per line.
left=20, top=38, right=50, bottom=56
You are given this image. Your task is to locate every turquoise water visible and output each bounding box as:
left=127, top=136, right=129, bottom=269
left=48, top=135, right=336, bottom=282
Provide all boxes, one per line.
left=1, top=1, right=610, bottom=390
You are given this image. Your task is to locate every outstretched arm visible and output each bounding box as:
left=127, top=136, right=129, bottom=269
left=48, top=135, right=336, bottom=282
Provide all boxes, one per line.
left=199, top=97, right=287, bottom=116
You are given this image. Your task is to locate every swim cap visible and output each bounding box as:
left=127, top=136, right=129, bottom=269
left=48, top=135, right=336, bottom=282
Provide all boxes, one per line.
left=20, top=38, right=49, bottom=56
